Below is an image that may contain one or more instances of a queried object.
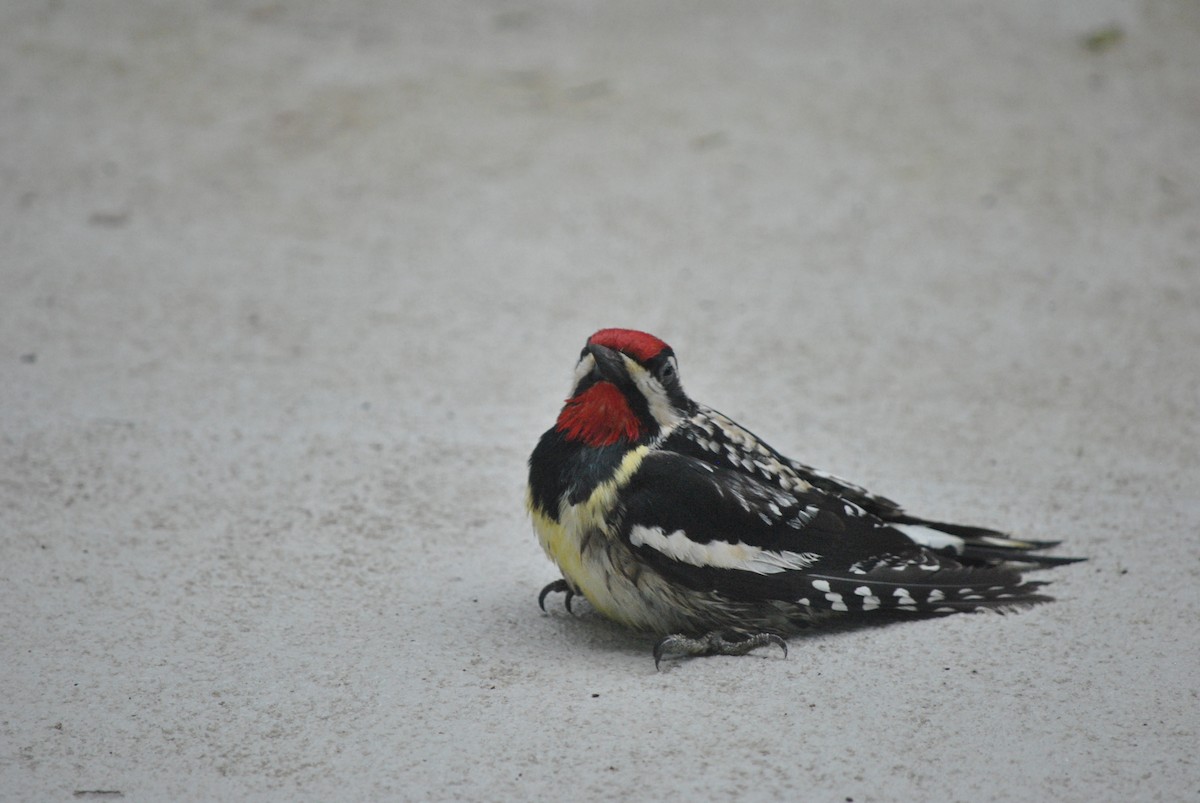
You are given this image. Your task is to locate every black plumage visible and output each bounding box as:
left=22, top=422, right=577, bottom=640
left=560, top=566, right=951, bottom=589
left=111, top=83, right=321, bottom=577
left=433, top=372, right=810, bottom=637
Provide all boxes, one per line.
left=526, top=328, right=1082, bottom=663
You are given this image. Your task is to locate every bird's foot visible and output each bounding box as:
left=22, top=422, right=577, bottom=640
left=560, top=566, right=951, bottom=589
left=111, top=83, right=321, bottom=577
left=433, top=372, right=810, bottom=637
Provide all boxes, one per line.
left=538, top=579, right=577, bottom=614
left=653, top=631, right=788, bottom=670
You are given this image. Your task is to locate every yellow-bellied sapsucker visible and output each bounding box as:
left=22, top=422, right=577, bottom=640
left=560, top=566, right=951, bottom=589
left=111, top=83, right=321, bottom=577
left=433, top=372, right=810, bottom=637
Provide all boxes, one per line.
left=526, top=328, right=1081, bottom=667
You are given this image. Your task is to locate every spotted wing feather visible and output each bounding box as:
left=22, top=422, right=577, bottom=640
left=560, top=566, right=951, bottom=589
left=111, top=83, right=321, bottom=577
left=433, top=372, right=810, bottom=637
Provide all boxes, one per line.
left=671, top=405, right=1078, bottom=566
left=616, top=452, right=1048, bottom=613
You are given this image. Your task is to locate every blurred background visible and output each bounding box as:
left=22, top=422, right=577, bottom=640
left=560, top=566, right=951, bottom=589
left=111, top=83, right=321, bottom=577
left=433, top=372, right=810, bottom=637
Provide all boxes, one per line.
left=2, top=2, right=1197, bottom=800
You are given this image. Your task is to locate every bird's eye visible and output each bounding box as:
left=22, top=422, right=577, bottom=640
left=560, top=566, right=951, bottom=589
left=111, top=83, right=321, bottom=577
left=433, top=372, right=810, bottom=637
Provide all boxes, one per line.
left=657, top=358, right=678, bottom=382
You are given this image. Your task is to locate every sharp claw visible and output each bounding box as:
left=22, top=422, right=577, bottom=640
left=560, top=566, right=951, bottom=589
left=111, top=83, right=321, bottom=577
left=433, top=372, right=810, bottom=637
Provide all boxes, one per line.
left=539, top=579, right=578, bottom=614
left=651, top=631, right=788, bottom=667
left=653, top=637, right=671, bottom=671
left=538, top=579, right=566, bottom=611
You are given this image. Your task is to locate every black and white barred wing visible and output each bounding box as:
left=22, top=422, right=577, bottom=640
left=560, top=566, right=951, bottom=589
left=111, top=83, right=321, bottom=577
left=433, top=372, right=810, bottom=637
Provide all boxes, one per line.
left=672, top=405, right=904, bottom=513
left=618, top=452, right=1051, bottom=614
left=674, top=405, right=1075, bottom=566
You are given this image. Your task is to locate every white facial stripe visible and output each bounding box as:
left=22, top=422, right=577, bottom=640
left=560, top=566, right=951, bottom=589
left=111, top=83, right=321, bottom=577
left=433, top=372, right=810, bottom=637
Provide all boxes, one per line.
left=629, top=525, right=819, bottom=574
left=621, top=355, right=684, bottom=430
left=571, top=353, right=596, bottom=392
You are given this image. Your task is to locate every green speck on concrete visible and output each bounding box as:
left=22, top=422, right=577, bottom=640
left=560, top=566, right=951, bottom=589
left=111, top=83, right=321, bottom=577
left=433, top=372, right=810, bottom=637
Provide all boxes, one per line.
left=1082, top=25, right=1124, bottom=53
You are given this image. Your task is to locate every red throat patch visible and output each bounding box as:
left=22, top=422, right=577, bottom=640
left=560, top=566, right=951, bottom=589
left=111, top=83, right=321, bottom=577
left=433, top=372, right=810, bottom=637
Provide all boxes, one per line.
left=555, top=382, right=642, bottom=446
left=588, top=328, right=669, bottom=362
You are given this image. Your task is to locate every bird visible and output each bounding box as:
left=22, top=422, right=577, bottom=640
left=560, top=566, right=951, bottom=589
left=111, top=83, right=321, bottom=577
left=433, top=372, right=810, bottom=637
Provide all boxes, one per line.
left=526, top=328, right=1082, bottom=668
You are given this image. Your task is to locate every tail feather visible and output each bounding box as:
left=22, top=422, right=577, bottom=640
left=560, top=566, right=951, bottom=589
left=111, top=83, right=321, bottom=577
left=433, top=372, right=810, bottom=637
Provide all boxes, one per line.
left=955, top=545, right=1086, bottom=567
left=888, top=517, right=1085, bottom=567
left=797, top=566, right=1053, bottom=615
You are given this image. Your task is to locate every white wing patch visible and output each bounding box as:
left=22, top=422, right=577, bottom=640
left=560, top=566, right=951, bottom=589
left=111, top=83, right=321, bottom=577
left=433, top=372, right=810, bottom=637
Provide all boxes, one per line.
left=629, top=525, right=819, bottom=575
left=892, top=523, right=965, bottom=554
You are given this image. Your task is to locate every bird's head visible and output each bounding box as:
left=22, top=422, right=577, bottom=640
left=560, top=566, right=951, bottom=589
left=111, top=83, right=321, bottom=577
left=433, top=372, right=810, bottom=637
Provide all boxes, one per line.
left=554, top=328, right=693, bottom=447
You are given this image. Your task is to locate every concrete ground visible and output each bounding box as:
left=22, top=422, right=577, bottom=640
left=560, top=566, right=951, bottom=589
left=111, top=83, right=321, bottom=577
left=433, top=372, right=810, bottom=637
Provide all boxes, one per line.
left=3, top=1, right=1198, bottom=800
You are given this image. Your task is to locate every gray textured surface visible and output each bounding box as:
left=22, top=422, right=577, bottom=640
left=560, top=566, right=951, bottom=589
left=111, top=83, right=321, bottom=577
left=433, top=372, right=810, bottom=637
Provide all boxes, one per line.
left=3, top=1, right=1198, bottom=800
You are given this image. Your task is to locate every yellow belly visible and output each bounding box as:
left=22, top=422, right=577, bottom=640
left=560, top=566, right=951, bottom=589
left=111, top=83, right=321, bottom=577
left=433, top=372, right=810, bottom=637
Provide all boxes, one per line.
left=529, top=505, right=616, bottom=617
left=526, top=446, right=650, bottom=627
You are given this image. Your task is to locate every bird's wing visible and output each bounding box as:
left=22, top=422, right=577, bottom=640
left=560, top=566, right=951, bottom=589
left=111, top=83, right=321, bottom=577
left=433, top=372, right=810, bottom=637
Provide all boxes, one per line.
left=671, top=407, right=1078, bottom=566
left=669, top=405, right=904, bottom=514
left=780, top=457, right=903, bottom=515
left=618, top=451, right=1049, bottom=611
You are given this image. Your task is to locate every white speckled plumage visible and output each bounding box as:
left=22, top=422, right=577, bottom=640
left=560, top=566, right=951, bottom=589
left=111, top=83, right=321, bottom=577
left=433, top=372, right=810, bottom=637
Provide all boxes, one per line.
left=526, top=329, right=1083, bottom=661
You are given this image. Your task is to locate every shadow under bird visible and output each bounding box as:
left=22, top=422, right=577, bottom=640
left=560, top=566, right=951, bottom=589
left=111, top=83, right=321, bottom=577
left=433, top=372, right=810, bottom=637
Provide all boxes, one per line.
left=526, top=328, right=1083, bottom=668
